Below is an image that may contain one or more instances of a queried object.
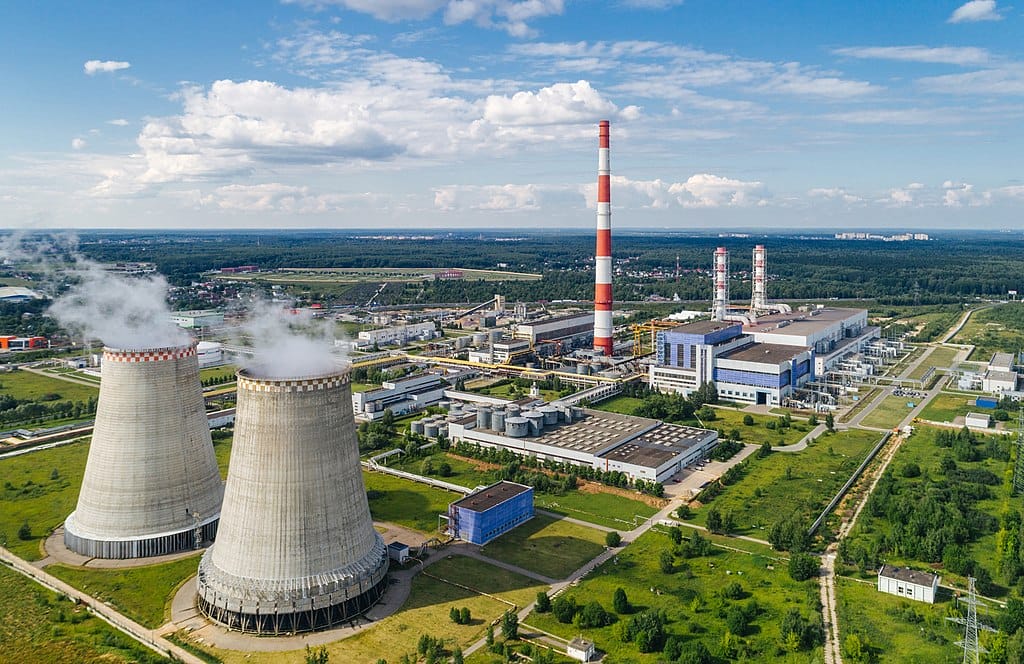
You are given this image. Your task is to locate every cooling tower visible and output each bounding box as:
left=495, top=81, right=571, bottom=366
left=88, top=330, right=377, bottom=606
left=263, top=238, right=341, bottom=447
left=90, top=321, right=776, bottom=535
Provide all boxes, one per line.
left=64, top=343, right=223, bottom=559
left=196, top=368, right=388, bottom=635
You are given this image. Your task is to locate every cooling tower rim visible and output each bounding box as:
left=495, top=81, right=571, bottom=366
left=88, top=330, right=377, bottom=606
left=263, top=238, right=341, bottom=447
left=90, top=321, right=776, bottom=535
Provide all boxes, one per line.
left=102, top=340, right=197, bottom=355
left=65, top=510, right=220, bottom=542
left=237, top=365, right=351, bottom=384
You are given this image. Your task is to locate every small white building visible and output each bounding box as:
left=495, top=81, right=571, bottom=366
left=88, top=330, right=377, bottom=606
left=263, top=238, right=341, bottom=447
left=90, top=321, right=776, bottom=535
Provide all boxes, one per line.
left=567, top=636, right=595, bottom=662
left=171, top=310, right=224, bottom=329
left=877, top=564, right=939, bottom=604
left=387, top=541, right=411, bottom=564
left=965, top=412, right=992, bottom=429
left=358, top=321, right=437, bottom=347
left=196, top=341, right=224, bottom=368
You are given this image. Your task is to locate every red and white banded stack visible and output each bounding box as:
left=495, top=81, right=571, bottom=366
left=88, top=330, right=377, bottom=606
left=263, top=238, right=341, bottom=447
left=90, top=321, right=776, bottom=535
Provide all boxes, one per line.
left=750, top=244, right=767, bottom=312
left=713, top=246, right=729, bottom=321
left=593, top=120, right=613, bottom=357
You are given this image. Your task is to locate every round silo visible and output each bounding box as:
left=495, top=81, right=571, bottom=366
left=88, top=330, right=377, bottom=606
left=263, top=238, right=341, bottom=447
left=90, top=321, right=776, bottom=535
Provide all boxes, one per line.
left=523, top=411, right=545, bottom=436
left=506, top=404, right=521, bottom=417
left=490, top=408, right=506, bottom=432
left=438, top=400, right=451, bottom=411
left=571, top=406, right=585, bottom=420
left=64, top=343, right=223, bottom=559
left=476, top=406, right=492, bottom=430
left=505, top=417, right=529, bottom=437
left=424, top=421, right=440, bottom=438
left=196, top=367, right=388, bottom=635
left=539, top=406, right=559, bottom=426
left=410, top=419, right=425, bottom=436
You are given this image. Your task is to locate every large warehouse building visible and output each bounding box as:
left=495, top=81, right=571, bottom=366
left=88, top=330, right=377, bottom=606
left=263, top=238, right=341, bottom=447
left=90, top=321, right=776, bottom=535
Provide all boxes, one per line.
left=649, top=320, right=813, bottom=406
left=447, top=481, right=534, bottom=545
left=744, top=307, right=878, bottom=375
left=442, top=403, right=717, bottom=483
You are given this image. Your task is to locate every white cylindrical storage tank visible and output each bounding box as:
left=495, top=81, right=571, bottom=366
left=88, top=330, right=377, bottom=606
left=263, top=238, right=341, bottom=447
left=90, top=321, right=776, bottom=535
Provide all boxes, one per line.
left=438, top=400, right=451, bottom=411
left=476, top=406, right=492, bottom=430
left=506, top=404, right=521, bottom=417
left=196, top=367, right=388, bottom=635
left=488, top=330, right=503, bottom=342
left=424, top=421, right=440, bottom=438
left=539, top=406, right=559, bottom=426
left=571, top=406, right=585, bottom=420
left=505, top=417, right=529, bottom=438
left=490, top=408, right=506, bottom=432
left=523, top=411, right=544, bottom=436
left=64, top=343, right=223, bottom=559
left=410, top=420, right=425, bottom=435
left=438, top=422, right=449, bottom=436
left=576, top=363, right=590, bottom=375
left=472, top=332, right=487, bottom=345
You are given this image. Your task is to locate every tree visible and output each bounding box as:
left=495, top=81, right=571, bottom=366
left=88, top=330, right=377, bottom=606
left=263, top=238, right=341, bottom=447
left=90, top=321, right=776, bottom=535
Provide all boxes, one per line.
left=758, top=441, right=772, bottom=458
left=304, top=645, right=329, bottom=664
left=742, top=414, right=755, bottom=426
left=677, top=641, right=712, bottom=664
left=452, top=648, right=464, bottom=664
left=825, top=412, right=835, bottom=432
left=501, top=610, right=518, bottom=640
left=725, top=606, right=749, bottom=636
left=605, top=530, right=621, bottom=547
left=902, top=462, right=921, bottom=478
left=552, top=596, right=578, bottom=624
left=460, top=607, right=471, bottom=625
left=421, top=458, right=435, bottom=475
left=438, top=461, right=452, bottom=477
left=579, top=601, right=612, bottom=628
left=721, top=581, right=744, bottom=599
left=17, top=521, right=30, bottom=541
left=722, top=510, right=736, bottom=534
left=613, top=587, right=630, bottom=614
left=535, top=591, right=551, bottom=613
left=788, top=552, right=820, bottom=581
left=675, top=504, right=693, bottom=520
left=808, top=414, right=818, bottom=426
left=668, top=526, right=682, bottom=545
left=450, top=607, right=461, bottom=623
left=486, top=624, right=494, bottom=646
left=706, top=507, right=723, bottom=534
left=659, top=549, right=674, bottom=574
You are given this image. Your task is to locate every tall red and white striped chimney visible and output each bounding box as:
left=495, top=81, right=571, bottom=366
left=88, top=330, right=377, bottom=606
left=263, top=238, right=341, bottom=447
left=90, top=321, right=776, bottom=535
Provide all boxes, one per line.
left=750, top=244, right=767, bottom=311
left=593, top=120, right=613, bottom=357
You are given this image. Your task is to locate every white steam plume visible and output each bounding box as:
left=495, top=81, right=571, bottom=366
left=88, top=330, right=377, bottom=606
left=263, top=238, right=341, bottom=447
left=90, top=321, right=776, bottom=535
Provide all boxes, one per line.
left=47, top=262, right=190, bottom=350
left=236, top=300, right=344, bottom=379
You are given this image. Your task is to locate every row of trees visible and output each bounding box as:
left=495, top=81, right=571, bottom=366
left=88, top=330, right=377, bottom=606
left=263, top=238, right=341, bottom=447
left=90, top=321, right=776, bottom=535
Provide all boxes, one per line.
left=0, top=391, right=97, bottom=427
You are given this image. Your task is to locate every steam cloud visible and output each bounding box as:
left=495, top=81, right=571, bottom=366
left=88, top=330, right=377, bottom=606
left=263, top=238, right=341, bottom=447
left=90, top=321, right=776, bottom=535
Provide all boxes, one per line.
left=237, top=300, right=344, bottom=379
left=48, top=263, right=190, bottom=350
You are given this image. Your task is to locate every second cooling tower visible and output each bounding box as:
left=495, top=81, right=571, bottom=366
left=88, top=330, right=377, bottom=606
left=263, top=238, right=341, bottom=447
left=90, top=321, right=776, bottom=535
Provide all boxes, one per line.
left=196, top=368, right=388, bottom=635
left=64, top=343, right=223, bottom=559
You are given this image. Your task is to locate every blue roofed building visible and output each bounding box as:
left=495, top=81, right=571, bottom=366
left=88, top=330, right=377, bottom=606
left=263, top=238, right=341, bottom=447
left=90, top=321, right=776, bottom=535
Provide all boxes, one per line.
left=447, top=481, right=533, bottom=545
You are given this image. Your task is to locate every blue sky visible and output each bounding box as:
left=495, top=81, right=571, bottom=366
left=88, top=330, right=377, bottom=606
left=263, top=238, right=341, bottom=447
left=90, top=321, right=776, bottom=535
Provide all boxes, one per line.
left=1, top=0, right=1022, bottom=230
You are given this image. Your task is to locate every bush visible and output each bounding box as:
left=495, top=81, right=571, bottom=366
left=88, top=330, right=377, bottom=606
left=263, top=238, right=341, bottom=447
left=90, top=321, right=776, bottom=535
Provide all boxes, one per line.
left=613, top=587, right=630, bottom=614
left=742, top=414, right=754, bottom=426
left=578, top=601, right=613, bottom=628
left=659, top=549, right=674, bottom=574
left=721, top=581, right=744, bottom=600
left=17, top=521, right=30, bottom=541
left=901, top=462, right=921, bottom=478
left=552, top=596, right=578, bottom=624
left=788, top=552, right=820, bottom=582
left=605, top=530, right=621, bottom=547
left=535, top=591, right=551, bottom=613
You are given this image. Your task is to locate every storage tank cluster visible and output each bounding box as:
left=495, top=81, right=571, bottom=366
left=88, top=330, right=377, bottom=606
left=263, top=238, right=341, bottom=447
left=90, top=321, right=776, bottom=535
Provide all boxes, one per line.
left=439, top=399, right=584, bottom=439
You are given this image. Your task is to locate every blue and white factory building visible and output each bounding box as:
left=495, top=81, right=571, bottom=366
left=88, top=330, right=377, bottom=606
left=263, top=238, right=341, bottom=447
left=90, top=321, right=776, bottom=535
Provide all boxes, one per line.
left=649, top=320, right=814, bottom=406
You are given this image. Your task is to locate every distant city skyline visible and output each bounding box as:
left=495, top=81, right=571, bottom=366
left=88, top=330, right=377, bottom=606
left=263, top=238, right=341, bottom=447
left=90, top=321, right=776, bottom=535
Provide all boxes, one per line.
left=1, top=1, right=1022, bottom=230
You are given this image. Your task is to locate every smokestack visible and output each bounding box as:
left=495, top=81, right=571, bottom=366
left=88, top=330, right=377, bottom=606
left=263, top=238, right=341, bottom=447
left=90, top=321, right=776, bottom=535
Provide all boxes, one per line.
left=713, top=247, right=729, bottom=321
left=750, top=244, right=767, bottom=311
left=64, top=343, right=223, bottom=559
left=197, top=367, right=388, bottom=635
left=594, top=120, right=613, bottom=357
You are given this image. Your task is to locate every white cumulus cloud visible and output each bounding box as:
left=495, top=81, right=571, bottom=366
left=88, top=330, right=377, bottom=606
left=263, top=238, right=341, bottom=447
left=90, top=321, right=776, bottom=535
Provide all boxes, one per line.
left=948, top=0, right=1002, bottom=23
left=483, top=80, right=639, bottom=125
left=84, top=59, right=131, bottom=75
left=71, top=138, right=87, bottom=150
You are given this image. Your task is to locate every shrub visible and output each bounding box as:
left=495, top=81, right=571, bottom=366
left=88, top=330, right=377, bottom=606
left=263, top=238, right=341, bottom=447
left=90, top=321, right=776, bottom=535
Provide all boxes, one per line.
left=17, top=521, right=30, bottom=541
left=659, top=549, right=674, bottom=574
left=605, top=530, right=622, bottom=547
left=742, top=414, right=754, bottom=426
left=901, top=462, right=921, bottom=478
left=535, top=591, right=551, bottom=613
left=613, top=587, right=630, bottom=614
left=579, top=601, right=613, bottom=628
left=788, top=552, right=820, bottom=581
left=721, top=581, right=744, bottom=599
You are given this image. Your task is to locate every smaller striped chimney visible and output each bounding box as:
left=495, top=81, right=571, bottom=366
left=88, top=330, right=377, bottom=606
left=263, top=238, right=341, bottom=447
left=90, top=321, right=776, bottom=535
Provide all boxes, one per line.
left=593, top=120, right=613, bottom=356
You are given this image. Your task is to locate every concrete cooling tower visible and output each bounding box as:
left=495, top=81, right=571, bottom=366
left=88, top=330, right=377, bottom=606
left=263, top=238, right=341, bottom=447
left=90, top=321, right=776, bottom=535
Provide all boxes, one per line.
left=64, top=343, right=224, bottom=559
left=196, top=367, right=388, bottom=635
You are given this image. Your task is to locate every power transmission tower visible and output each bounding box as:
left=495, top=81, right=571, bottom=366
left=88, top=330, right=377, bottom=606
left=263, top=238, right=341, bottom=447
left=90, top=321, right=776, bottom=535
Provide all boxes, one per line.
left=947, top=577, right=995, bottom=664
left=1014, top=408, right=1024, bottom=496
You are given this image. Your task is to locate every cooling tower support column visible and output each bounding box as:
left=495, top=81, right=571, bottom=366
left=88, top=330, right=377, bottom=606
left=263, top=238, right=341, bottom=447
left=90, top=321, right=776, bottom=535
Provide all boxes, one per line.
left=713, top=247, right=730, bottom=321
left=196, top=369, right=388, bottom=635
left=751, top=244, right=767, bottom=312
left=64, top=344, right=223, bottom=559
left=594, top=120, right=614, bottom=357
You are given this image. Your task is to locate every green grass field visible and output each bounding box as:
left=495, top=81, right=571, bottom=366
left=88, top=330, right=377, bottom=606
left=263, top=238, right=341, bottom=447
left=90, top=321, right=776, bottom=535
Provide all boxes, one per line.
left=363, top=470, right=461, bottom=533
left=0, top=565, right=172, bottom=664
left=480, top=514, right=606, bottom=580
left=835, top=577, right=962, bottom=663
left=0, top=440, right=90, bottom=560
left=692, top=429, right=881, bottom=538
left=705, top=407, right=808, bottom=446
left=593, top=395, right=644, bottom=415
left=0, top=369, right=98, bottom=402
left=859, top=394, right=917, bottom=429
left=907, top=346, right=960, bottom=380
left=919, top=392, right=977, bottom=423
left=389, top=452, right=495, bottom=490
left=952, top=304, right=1024, bottom=361
left=48, top=555, right=202, bottom=629
left=197, top=556, right=545, bottom=664
left=840, top=388, right=881, bottom=423
left=198, top=364, right=237, bottom=382
left=211, top=431, right=233, bottom=478
left=535, top=490, right=657, bottom=530
left=526, top=529, right=821, bottom=663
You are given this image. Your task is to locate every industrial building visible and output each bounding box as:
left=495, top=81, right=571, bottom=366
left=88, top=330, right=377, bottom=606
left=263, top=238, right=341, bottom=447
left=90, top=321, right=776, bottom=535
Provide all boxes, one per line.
left=0, top=286, right=43, bottom=303
left=447, top=481, right=534, bottom=545
left=64, top=343, right=223, bottom=558
left=358, top=321, right=437, bottom=347
left=744, top=307, right=878, bottom=375
left=197, top=341, right=224, bottom=367
left=197, top=367, right=389, bottom=634
left=0, top=335, right=48, bottom=350
left=982, top=352, right=1019, bottom=394
left=442, top=402, right=718, bottom=483
left=171, top=309, right=224, bottom=330
left=648, top=320, right=813, bottom=406
left=352, top=373, right=447, bottom=420
left=877, top=565, right=939, bottom=604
